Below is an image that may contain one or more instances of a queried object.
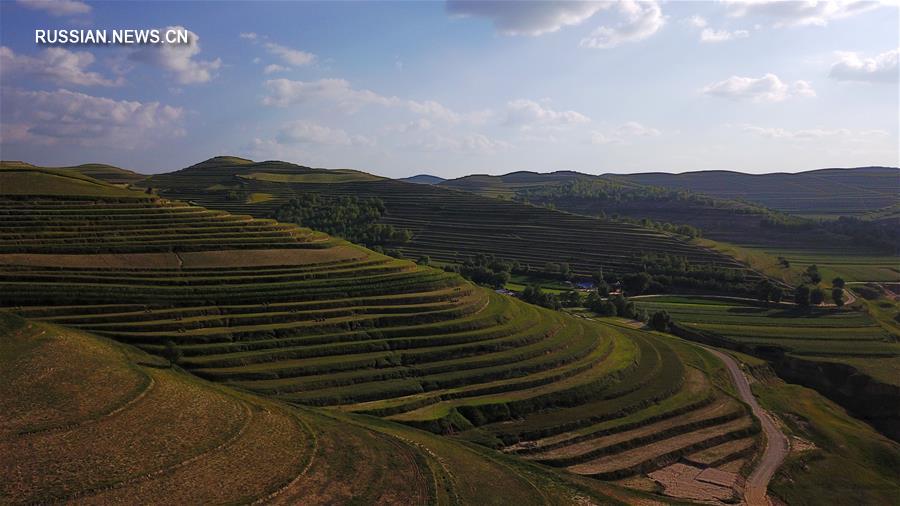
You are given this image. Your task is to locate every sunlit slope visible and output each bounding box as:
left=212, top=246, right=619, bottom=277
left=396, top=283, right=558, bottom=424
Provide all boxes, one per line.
left=0, top=167, right=761, bottom=493
left=144, top=157, right=751, bottom=277
left=0, top=313, right=647, bottom=505
left=0, top=161, right=145, bottom=186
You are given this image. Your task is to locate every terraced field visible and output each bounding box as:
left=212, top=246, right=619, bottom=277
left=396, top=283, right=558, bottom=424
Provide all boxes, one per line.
left=144, top=157, right=752, bottom=277
left=3, top=312, right=679, bottom=505
left=0, top=166, right=765, bottom=503
left=633, top=296, right=900, bottom=440
left=613, top=167, right=900, bottom=218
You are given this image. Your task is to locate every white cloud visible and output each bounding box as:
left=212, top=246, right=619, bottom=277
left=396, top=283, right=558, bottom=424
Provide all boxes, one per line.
left=580, top=0, right=665, bottom=49
left=0, top=46, right=122, bottom=86
left=687, top=15, right=708, bottom=28
left=616, top=121, right=661, bottom=137
left=16, top=0, right=90, bottom=16
left=263, top=42, right=316, bottom=66
left=262, top=78, right=474, bottom=124
left=722, top=0, right=884, bottom=27
left=239, top=32, right=258, bottom=40
left=591, top=121, right=662, bottom=144
left=407, top=132, right=510, bottom=154
left=505, top=99, right=590, bottom=129
left=276, top=120, right=373, bottom=146
left=0, top=88, right=184, bottom=148
left=700, top=27, right=750, bottom=42
left=130, top=26, right=222, bottom=84
left=445, top=0, right=606, bottom=36
left=702, top=73, right=816, bottom=102
left=829, top=48, right=898, bottom=83
left=742, top=124, right=889, bottom=142
left=263, top=64, right=289, bottom=74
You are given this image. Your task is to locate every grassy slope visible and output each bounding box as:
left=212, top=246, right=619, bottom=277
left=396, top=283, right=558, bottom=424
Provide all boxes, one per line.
left=142, top=157, right=753, bottom=279
left=612, top=167, right=900, bottom=217
left=0, top=166, right=146, bottom=198
left=1, top=161, right=145, bottom=185
left=750, top=373, right=900, bottom=505
left=1, top=311, right=661, bottom=505
left=441, top=170, right=898, bottom=283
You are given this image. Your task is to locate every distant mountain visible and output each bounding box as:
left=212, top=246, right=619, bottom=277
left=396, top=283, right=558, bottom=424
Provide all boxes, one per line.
left=399, top=174, right=445, bottom=185
left=611, top=166, right=900, bottom=218
left=0, top=161, right=145, bottom=185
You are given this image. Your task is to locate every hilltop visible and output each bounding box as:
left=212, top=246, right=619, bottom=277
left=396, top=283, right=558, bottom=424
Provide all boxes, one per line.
left=0, top=160, right=145, bottom=185
left=399, top=174, right=446, bottom=185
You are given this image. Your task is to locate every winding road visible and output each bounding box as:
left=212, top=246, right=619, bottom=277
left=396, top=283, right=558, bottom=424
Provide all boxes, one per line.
left=700, top=345, right=789, bottom=506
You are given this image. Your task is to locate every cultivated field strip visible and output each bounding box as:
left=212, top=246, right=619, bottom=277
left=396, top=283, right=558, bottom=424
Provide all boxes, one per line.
left=635, top=296, right=900, bottom=358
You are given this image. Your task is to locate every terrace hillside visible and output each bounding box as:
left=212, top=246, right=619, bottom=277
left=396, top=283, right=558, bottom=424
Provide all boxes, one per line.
left=0, top=311, right=662, bottom=505
left=142, top=157, right=756, bottom=284
left=0, top=166, right=763, bottom=501
left=611, top=166, right=900, bottom=218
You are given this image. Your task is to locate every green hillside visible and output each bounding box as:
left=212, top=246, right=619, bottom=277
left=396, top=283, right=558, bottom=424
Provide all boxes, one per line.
left=633, top=295, right=900, bottom=441
left=143, top=157, right=758, bottom=291
left=1, top=161, right=146, bottom=185
left=0, top=166, right=764, bottom=503
left=440, top=170, right=899, bottom=283
left=612, top=167, right=900, bottom=218
left=2, top=311, right=674, bottom=505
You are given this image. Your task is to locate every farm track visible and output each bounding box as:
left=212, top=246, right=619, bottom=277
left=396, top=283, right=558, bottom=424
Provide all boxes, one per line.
left=699, top=346, right=788, bottom=506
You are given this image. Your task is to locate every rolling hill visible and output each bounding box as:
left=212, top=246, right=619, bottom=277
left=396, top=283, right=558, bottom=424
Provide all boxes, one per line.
left=440, top=170, right=900, bottom=284
left=142, top=157, right=758, bottom=289
left=0, top=165, right=766, bottom=504
left=0, top=160, right=145, bottom=185
left=399, top=174, right=446, bottom=184
left=611, top=167, right=900, bottom=218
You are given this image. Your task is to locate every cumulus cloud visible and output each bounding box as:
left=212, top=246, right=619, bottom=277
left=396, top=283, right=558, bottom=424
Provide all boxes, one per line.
left=16, top=0, right=90, bottom=16
left=591, top=121, right=662, bottom=144
left=742, top=124, right=889, bottom=142
left=0, top=46, right=122, bottom=86
left=277, top=120, right=374, bottom=146
left=407, top=132, right=510, bottom=154
left=580, top=0, right=665, bottom=49
left=0, top=87, right=184, bottom=148
left=700, top=27, right=750, bottom=42
left=829, top=48, right=898, bottom=83
left=130, top=26, right=221, bottom=84
left=263, top=64, right=289, bottom=74
left=505, top=99, right=589, bottom=129
left=445, top=0, right=605, bottom=36
left=263, top=42, right=316, bottom=66
left=262, top=78, right=471, bottom=124
left=722, top=0, right=883, bottom=27
left=702, top=73, right=815, bottom=102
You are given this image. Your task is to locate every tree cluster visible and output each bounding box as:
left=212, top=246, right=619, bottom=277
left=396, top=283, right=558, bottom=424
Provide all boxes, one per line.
left=273, top=194, right=411, bottom=247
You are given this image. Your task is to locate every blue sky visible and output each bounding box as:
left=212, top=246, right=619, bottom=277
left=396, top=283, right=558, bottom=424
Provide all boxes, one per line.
left=1, top=0, right=897, bottom=177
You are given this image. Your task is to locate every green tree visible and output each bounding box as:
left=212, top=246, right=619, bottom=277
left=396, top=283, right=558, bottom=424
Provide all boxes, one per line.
left=561, top=290, right=581, bottom=307
left=416, top=255, right=430, bottom=266
left=810, top=287, right=825, bottom=305
left=832, top=277, right=845, bottom=289
left=594, top=279, right=610, bottom=297
left=650, top=310, right=671, bottom=332
left=803, top=264, right=822, bottom=284
left=622, top=272, right=651, bottom=295
left=795, top=285, right=811, bottom=308
left=770, top=285, right=784, bottom=303
left=832, top=287, right=845, bottom=307
left=756, top=279, right=773, bottom=303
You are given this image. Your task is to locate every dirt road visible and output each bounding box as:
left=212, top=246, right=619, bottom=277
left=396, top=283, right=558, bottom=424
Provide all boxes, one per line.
left=700, top=346, right=789, bottom=506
